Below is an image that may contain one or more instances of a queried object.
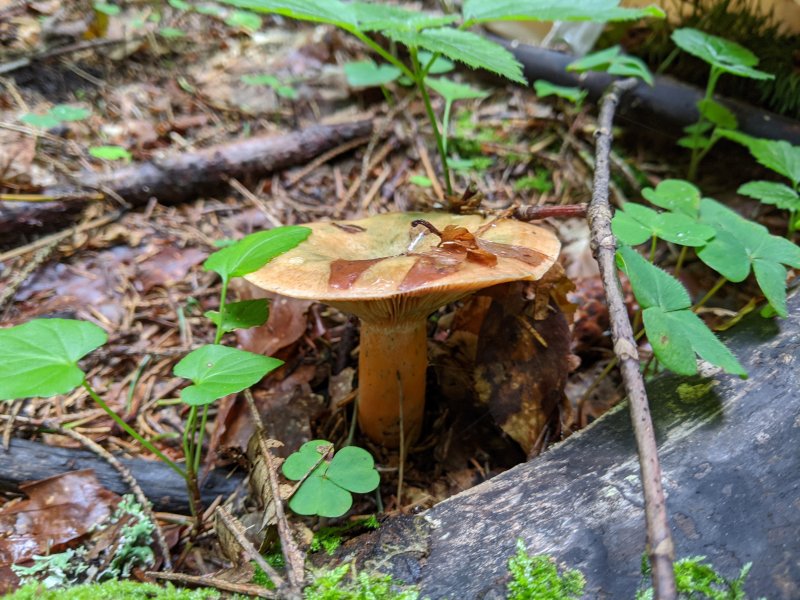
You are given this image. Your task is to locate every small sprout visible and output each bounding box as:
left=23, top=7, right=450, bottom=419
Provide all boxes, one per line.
left=409, top=174, right=432, bottom=187
left=533, top=80, right=587, bottom=107
left=567, top=45, right=654, bottom=85
left=204, top=298, right=269, bottom=333
left=21, top=104, right=91, bottom=129
left=283, top=440, right=380, bottom=518
left=225, top=10, right=262, bottom=32
left=159, top=27, right=186, bottom=38
left=89, top=145, right=132, bottom=162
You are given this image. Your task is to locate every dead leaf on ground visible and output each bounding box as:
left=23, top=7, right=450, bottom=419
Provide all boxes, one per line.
left=0, top=469, right=119, bottom=593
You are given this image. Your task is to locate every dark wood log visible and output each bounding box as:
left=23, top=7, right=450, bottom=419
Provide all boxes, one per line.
left=0, top=437, right=244, bottom=514
left=347, top=292, right=800, bottom=599
left=0, top=119, right=373, bottom=239
left=494, top=38, right=800, bottom=145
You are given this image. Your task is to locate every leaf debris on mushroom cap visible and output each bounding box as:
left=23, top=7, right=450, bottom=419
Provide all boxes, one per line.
left=245, top=212, right=560, bottom=321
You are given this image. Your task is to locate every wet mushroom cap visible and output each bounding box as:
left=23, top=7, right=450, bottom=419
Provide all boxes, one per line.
left=244, top=212, right=560, bottom=322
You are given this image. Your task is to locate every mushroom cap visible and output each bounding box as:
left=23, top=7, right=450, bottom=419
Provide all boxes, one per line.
left=245, top=212, right=560, bottom=322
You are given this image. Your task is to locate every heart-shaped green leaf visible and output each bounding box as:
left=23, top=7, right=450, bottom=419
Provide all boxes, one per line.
left=204, top=226, right=311, bottom=280
left=643, top=307, right=745, bottom=377
left=282, top=439, right=333, bottom=479
left=0, top=319, right=107, bottom=400
left=612, top=209, right=652, bottom=246
left=616, top=246, right=690, bottom=311
left=343, top=60, right=402, bottom=88
left=613, top=203, right=714, bottom=246
left=205, top=299, right=269, bottom=333
left=174, top=344, right=282, bottom=406
left=738, top=181, right=800, bottom=211
left=288, top=474, right=353, bottom=517
left=326, top=446, right=380, bottom=493
left=671, top=28, right=774, bottom=80
left=642, top=179, right=701, bottom=216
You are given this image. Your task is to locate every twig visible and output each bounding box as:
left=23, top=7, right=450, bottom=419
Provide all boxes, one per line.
left=0, top=238, right=59, bottom=314
left=286, top=135, right=371, bottom=186
left=244, top=390, right=306, bottom=594
left=514, top=203, right=587, bottom=221
left=215, top=506, right=296, bottom=599
left=147, top=570, right=276, bottom=598
left=586, top=78, right=676, bottom=600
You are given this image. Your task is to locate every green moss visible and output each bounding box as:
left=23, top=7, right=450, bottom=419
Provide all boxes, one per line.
left=637, top=555, right=760, bottom=599
left=304, top=564, right=419, bottom=600
left=506, top=540, right=585, bottom=600
left=4, top=580, right=220, bottom=600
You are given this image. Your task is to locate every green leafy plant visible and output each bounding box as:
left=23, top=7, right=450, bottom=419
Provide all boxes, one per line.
left=21, top=104, right=91, bottom=129
left=670, top=28, right=773, bottom=180
left=282, top=440, right=380, bottom=518
left=6, top=580, right=220, bottom=600
left=533, top=80, right=588, bottom=108
left=506, top=539, right=585, bottom=600
left=719, top=130, right=800, bottom=238
left=89, top=145, right=132, bottom=162
left=0, top=226, right=310, bottom=527
left=218, top=0, right=663, bottom=195
left=568, top=45, right=654, bottom=85
left=241, top=73, right=298, bottom=99
left=636, top=555, right=760, bottom=600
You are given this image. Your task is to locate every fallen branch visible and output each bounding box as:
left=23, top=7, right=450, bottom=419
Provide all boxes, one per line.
left=587, top=78, right=676, bottom=599
left=0, top=119, right=373, bottom=240
left=147, top=570, right=276, bottom=599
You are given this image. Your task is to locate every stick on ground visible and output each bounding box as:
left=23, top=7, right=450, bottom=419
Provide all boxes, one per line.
left=587, top=78, right=677, bottom=599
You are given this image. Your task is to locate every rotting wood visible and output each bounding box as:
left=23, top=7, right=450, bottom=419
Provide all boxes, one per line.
left=343, top=292, right=800, bottom=600
left=0, top=437, right=244, bottom=513
left=0, top=119, right=373, bottom=241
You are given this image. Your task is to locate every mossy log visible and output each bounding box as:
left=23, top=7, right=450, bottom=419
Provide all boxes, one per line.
left=347, top=292, right=800, bottom=599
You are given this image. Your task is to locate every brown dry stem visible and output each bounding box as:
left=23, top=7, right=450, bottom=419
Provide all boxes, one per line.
left=587, top=78, right=676, bottom=600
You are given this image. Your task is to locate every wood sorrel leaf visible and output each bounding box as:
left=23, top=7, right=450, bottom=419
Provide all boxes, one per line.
left=204, top=226, right=311, bottom=280
left=614, top=203, right=715, bottom=247
left=326, top=446, right=380, bottom=493
left=641, top=179, right=701, bottom=217
left=282, top=440, right=333, bottom=479
left=616, top=245, right=690, bottom=311
left=204, top=299, right=269, bottom=333
left=343, top=60, right=402, bottom=87
left=0, top=319, right=107, bottom=400
left=289, top=474, right=353, bottom=517
left=174, top=344, right=282, bottom=406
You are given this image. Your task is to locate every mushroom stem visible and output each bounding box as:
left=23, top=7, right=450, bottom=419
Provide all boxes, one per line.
left=357, top=318, right=427, bottom=447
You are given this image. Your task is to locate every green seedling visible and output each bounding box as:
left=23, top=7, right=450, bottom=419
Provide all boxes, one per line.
left=21, top=105, right=91, bottom=129
left=506, top=539, right=585, bottom=600
left=159, top=27, right=186, bottom=38
left=282, top=440, right=380, bottom=518
left=218, top=0, right=663, bottom=195
left=616, top=245, right=746, bottom=377
left=719, top=130, right=800, bottom=238
left=241, top=73, right=298, bottom=99
left=670, top=28, right=774, bottom=181
left=637, top=554, right=760, bottom=600
left=514, top=170, right=554, bottom=194
left=409, top=174, right=432, bottom=187
left=204, top=298, right=269, bottom=333
left=567, top=45, right=654, bottom=85
left=89, top=145, right=132, bottom=162
left=304, top=563, right=419, bottom=600
left=226, top=9, right=262, bottom=31
left=425, top=76, right=488, bottom=159
left=533, top=80, right=587, bottom=108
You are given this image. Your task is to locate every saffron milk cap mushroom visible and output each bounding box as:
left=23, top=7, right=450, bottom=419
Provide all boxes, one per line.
left=245, top=212, right=560, bottom=448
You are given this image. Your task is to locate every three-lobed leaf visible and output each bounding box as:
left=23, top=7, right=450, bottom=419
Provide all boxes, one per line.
left=616, top=245, right=690, bottom=311
left=204, top=299, right=269, bottom=333
left=174, top=344, right=283, bottom=406
left=282, top=440, right=380, bottom=517
left=613, top=203, right=715, bottom=247
left=641, top=179, right=701, bottom=217
left=204, top=225, right=311, bottom=280
left=0, top=319, right=107, bottom=401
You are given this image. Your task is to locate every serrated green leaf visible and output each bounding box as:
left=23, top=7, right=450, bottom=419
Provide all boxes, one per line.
left=174, top=344, right=282, bottom=406
left=385, top=28, right=526, bottom=84
left=567, top=46, right=653, bottom=85
left=671, top=28, right=774, bottom=80
left=89, top=145, right=132, bottom=161
left=288, top=474, right=352, bottom=517
left=218, top=0, right=357, bottom=28
left=462, top=0, right=664, bottom=25
left=425, top=77, right=488, bottom=102
left=204, top=299, right=269, bottom=333
left=533, top=80, right=587, bottom=104
left=738, top=181, right=800, bottom=211
left=343, top=60, right=401, bottom=87
left=753, top=259, right=788, bottom=317
left=719, top=131, right=800, bottom=187
left=697, top=99, right=737, bottom=129
left=612, top=209, right=652, bottom=245
left=642, top=179, right=701, bottom=216
left=616, top=245, right=691, bottom=311
left=644, top=307, right=745, bottom=376
left=326, top=446, right=380, bottom=493
left=682, top=121, right=714, bottom=136
left=204, top=226, right=311, bottom=280
left=282, top=439, right=333, bottom=479
left=0, top=319, right=107, bottom=400
left=352, top=2, right=458, bottom=32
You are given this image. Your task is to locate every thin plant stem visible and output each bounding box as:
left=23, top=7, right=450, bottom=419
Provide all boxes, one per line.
left=348, top=30, right=415, bottom=80
left=788, top=209, right=797, bottom=239
left=346, top=395, right=358, bottom=447
left=213, top=277, right=230, bottom=345
left=649, top=236, right=658, bottom=263
left=411, top=50, right=453, bottom=196
left=193, top=405, right=210, bottom=473
left=693, top=276, right=728, bottom=310
left=82, top=380, right=185, bottom=479
left=688, top=68, right=721, bottom=181
left=674, top=246, right=689, bottom=278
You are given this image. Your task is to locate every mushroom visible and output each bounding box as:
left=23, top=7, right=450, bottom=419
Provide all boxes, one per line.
left=245, top=212, right=560, bottom=448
